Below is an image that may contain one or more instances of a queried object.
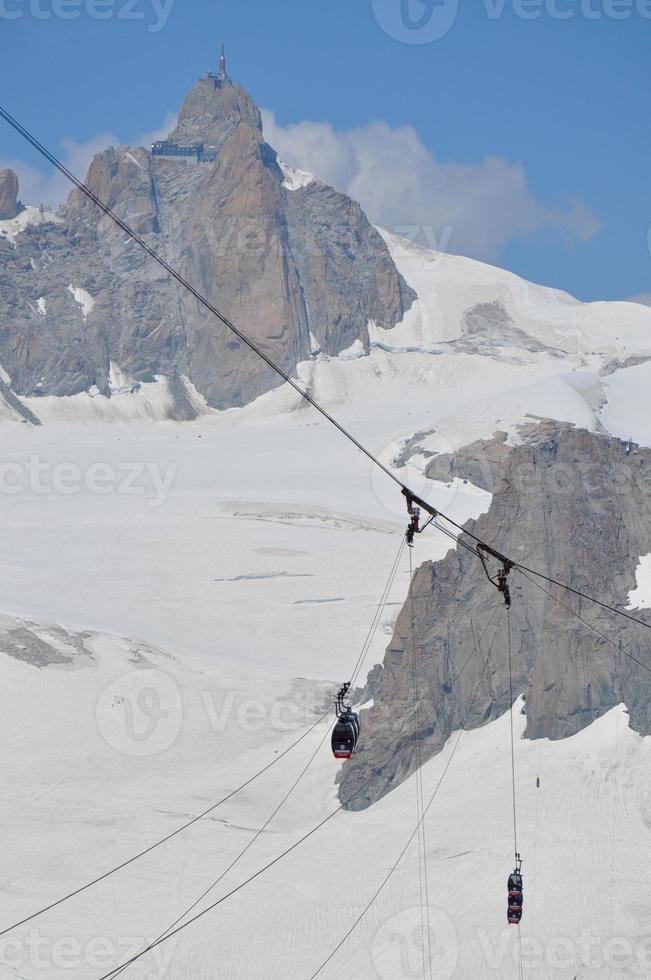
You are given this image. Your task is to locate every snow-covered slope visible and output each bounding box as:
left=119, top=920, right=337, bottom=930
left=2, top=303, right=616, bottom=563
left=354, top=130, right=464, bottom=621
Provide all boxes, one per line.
left=376, top=230, right=651, bottom=359
left=2, top=606, right=649, bottom=979
left=0, top=233, right=650, bottom=978
left=6, top=227, right=649, bottom=456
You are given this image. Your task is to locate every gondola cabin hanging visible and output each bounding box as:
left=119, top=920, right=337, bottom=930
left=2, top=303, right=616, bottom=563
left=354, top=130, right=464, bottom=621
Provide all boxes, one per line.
left=507, top=854, right=524, bottom=925
left=331, top=683, right=360, bottom=760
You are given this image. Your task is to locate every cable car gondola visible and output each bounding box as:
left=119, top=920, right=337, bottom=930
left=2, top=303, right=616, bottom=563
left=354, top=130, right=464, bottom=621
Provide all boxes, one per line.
left=331, top=683, right=360, bottom=760
left=507, top=854, right=524, bottom=925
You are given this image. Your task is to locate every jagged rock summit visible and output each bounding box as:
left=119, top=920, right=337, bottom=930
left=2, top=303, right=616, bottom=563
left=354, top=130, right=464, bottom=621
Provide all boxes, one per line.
left=0, top=48, right=415, bottom=414
left=168, top=53, right=262, bottom=150
left=0, top=169, right=19, bottom=220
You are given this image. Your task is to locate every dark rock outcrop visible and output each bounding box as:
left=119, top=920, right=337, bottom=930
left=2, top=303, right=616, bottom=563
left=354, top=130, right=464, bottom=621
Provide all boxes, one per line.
left=0, top=169, right=19, bottom=220
left=285, top=181, right=416, bottom=356
left=0, top=76, right=415, bottom=410
left=425, top=432, right=511, bottom=492
left=340, top=423, right=651, bottom=809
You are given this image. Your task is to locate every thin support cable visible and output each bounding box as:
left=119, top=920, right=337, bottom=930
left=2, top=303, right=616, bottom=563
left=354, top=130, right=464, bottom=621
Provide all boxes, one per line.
left=2, top=103, right=648, bottom=644
left=350, top=536, right=406, bottom=688
left=308, top=607, right=505, bottom=979
left=516, top=568, right=651, bottom=677
left=0, top=708, right=329, bottom=939
left=408, top=545, right=433, bottom=980
left=96, top=585, right=502, bottom=980
left=507, top=607, right=519, bottom=858
left=506, top=607, right=524, bottom=980
left=103, top=536, right=405, bottom=980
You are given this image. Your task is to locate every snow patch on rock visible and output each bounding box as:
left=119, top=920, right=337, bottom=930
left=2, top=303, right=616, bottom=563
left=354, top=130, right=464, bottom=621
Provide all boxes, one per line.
left=0, top=206, right=62, bottom=246
left=108, top=362, right=138, bottom=395
left=124, top=151, right=144, bottom=170
left=68, top=285, right=95, bottom=322
left=279, top=160, right=316, bottom=191
left=627, top=554, right=651, bottom=610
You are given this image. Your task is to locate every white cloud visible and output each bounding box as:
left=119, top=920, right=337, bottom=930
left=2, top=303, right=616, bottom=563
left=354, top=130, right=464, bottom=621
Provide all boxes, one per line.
left=3, top=107, right=599, bottom=263
left=135, top=112, right=178, bottom=152
left=261, top=110, right=600, bottom=263
left=0, top=113, right=177, bottom=210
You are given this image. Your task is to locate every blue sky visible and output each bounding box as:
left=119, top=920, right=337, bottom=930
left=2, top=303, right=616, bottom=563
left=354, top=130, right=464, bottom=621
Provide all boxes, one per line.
left=0, top=0, right=648, bottom=301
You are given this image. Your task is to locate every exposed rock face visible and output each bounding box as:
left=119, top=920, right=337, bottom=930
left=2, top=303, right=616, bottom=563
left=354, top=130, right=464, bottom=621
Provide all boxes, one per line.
left=285, top=182, right=416, bottom=356
left=0, top=169, right=19, bottom=220
left=425, top=432, right=511, bottom=492
left=0, top=78, right=415, bottom=410
left=340, top=423, right=651, bottom=810
left=169, top=78, right=263, bottom=149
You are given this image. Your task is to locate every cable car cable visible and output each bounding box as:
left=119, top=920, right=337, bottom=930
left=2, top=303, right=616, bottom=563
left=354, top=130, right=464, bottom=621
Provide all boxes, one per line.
left=0, top=536, right=404, bottom=943
left=408, top=544, right=432, bottom=980
left=421, top=520, right=651, bottom=685
left=104, top=537, right=406, bottom=980
left=506, top=606, right=524, bottom=980
left=0, top=103, right=402, bottom=494
left=0, top=105, right=645, bottom=974
left=308, top=607, right=505, bottom=979
left=1, top=104, right=648, bottom=642
left=0, top=712, right=329, bottom=939
left=95, top=590, right=502, bottom=980
left=106, top=721, right=333, bottom=980
left=516, top=568, right=651, bottom=678
left=94, top=767, right=381, bottom=980
left=350, top=536, right=406, bottom=688
left=507, top=608, right=519, bottom=859
left=514, top=561, right=651, bottom=633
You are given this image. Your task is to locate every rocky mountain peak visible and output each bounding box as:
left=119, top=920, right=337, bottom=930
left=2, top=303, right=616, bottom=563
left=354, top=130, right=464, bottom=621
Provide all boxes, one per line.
left=168, top=77, right=263, bottom=150
left=0, top=63, right=415, bottom=414
left=0, top=169, right=19, bottom=220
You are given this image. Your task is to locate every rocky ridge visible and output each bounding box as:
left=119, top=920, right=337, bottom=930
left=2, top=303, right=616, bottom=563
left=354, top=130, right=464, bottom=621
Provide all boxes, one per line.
left=340, top=422, right=651, bottom=809
left=0, top=74, right=414, bottom=415
left=0, top=169, right=19, bottom=220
